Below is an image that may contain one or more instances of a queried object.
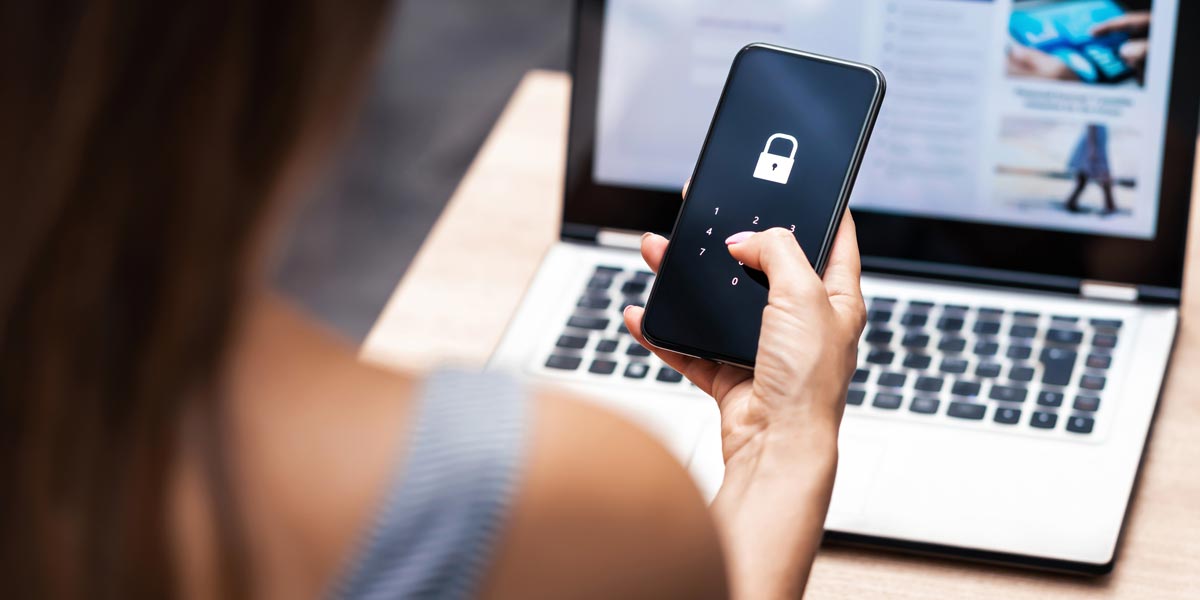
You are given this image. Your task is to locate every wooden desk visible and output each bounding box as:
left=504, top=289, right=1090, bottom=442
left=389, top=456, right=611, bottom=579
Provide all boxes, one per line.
left=362, top=70, right=1200, bottom=597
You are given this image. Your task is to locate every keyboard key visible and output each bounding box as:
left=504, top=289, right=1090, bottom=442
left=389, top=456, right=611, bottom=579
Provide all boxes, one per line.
left=1039, top=347, right=1077, bottom=386
left=1013, top=311, right=1040, bottom=320
left=878, top=372, right=907, bottom=387
left=624, top=362, right=649, bottom=379
left=595, top=339, right=619, bottom=353
left=1006, top=344, right=1032, bottom=360
left=973, top=321, right=1001, bottom=335
left=990, top=385, right=1028, bottom=403
left=617, top=322, right=630, bottom=335
left=1037, top=391, right=1064, bottom=407
left=1066, top=415, right=1095, bottom=434
left=568, top=315, right=610, bottom=330
left=940, top=357, right=969, bottom=374
left=545, top=355, right=582, bottom=371
left=915, top=376, right=944, bottom=392
left=633, top=269, right=655, bottom=281
left=909, top=300, right=935, bottom=310
left=870, top=297, right=898, bottom=307
left=556, top=334, right=588, bottom=349
left=1080, top=374, right=1106, bottom=391
left=1030, top=411, right=1058, bottom=429
left=900, top=313, right=928, bottom=327
left=589, top=359, right=617, bottom=375
left=1051, top=315, right=1080, bottom=324
left=1090, top=318, right=1123, bottom=329
left=865, top=328, right=894, bottom=344
left=866, top=349, right=895, bottom=365
left=976, top=362, right=1002, bottom=378
left=1009, top=324, right=1038, bottom=339
left=944, top=304, right=969, bottom=313
left=901, top=332, right=930, bottom=348
left=937, top=316, right=964, bottom=332
left=948, top=402, right=986, bottom=420
left=939, top=337, right=966, bottom=353
left=1009, top=366, right=1035, bottom=382
left=994, top=407, right=1022, bottom=425
left=656, top=367, right=683, bottom=383
left=852, top=368, right=870, bottom=383
left=903, top=353, right=932, bottom=370
left=1074, top=395, right=1101, bottom=412
left=910, top=397, right=940, bottom=414
left=1093, top=333, right=1118, bottom=349
left=587, top=276, right=613, bottom=290
left=577, top=295, right=612, bottom=310
left=846, top=389, right=866, bottom=406
left=979, top=307, right=1004, bottom=318
left=868, top=309, right=893, bottom=323
left=1086, top=353, right=1112, bottom=369
left=626, top=343, right=652, bottom=357
left=951, top=380, right=981, bottom=397
left=974, top=340, right=999, bottom=356
left=1046, top=328, right=1084, bottom=345
left=873, top=393, right=903, bottom=410
left=594, top=265, right=623, bottom=275
left=620, top=280, right=647, bottom=295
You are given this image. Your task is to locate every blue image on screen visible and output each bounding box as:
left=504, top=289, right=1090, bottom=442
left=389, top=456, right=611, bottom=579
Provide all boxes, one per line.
left=1010, top=1, right=1134, bottom=83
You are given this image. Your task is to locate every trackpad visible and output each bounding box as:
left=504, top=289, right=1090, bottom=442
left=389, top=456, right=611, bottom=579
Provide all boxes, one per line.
left=827, top=433, right=887, bottom=523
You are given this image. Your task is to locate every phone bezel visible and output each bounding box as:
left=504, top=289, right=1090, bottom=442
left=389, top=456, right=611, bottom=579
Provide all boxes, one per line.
left=640, top=43, right=886, bottom=369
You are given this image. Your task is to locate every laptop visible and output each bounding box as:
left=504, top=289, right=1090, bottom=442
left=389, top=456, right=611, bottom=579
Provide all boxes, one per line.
left=490, top=0, right=1199, bottom=574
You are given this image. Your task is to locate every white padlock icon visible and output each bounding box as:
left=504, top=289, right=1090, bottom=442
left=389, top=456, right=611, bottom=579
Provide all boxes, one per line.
left=753, top=133, right=798, bottom=184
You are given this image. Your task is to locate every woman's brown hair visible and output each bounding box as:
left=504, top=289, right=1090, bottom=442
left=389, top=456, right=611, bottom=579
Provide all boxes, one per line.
left=0, top=1, right=390, bottom=596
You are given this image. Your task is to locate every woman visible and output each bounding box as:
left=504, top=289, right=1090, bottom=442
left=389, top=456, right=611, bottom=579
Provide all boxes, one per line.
left=0, top=2, right=865, bottom=598
left=1065, top=123, right=1116, bottom=215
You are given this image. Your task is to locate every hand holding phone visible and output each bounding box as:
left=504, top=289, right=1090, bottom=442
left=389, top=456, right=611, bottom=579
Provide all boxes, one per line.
left=641, top=44, right=884, bottom=367
left=622, top=212, right=868, bottom=599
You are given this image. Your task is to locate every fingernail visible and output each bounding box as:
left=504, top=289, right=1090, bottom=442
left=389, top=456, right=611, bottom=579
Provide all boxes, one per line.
left=622, top=305, right=631, bottom=315
left=725, top=231, right=755, bottom=245
left=641, top=232, right=652, bottom=241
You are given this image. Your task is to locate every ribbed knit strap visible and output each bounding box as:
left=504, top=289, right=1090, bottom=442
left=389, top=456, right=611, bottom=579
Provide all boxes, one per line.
left=334, top=369, right=529, bottom=599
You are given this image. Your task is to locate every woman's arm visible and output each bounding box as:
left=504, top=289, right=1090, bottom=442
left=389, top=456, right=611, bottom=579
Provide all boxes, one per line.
left=624, top=214, right=866, bottom=598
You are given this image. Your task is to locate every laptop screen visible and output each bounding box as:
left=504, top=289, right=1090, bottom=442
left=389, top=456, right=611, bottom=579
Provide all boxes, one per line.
left=592, top=0, right=1176, bottom=241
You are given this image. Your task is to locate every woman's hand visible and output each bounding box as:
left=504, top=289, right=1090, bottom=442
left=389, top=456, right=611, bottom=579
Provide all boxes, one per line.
left=622, top=218, right=865, bottom=468
left=621, top=205, right=866, bottom=598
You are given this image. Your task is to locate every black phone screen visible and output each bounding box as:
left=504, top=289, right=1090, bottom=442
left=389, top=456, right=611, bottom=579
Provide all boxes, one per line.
left=642, top=45, right=883, bottom=367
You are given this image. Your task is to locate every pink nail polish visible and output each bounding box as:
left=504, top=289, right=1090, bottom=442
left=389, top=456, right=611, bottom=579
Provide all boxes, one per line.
left=725, top=231, right=755, bottom=245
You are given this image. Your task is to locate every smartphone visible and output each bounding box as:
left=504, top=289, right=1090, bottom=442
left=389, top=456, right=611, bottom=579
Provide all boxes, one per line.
left=641, top=43, right=885, bottom=368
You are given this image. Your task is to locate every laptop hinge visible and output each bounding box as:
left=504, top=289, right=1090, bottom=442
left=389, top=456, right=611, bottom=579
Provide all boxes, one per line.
left=596, top=228, right=645, bottom=250
left=1080, top=280, right=1139, bottom=302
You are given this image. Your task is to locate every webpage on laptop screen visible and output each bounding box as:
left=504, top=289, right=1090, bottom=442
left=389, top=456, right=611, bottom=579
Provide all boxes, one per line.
left=593, top=0, right=1179, bottom=240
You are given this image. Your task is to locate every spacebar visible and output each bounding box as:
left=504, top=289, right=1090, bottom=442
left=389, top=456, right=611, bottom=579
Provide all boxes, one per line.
left=1040, top=347, right=1077, bottom=386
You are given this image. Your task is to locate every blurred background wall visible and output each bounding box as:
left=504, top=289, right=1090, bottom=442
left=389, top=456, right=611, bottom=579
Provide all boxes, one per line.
left=275, top=0, right=570, bottom=340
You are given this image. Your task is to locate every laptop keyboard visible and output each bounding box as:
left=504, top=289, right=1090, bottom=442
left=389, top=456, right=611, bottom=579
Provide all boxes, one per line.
left=543, top=265, right=689, bottom=385
left=850, top=296, right=1118, bottom=436
left=541, top=265, right=1120, bottom=437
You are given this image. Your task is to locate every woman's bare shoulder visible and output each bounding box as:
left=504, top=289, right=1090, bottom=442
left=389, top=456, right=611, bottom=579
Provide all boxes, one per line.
left=480, top=390, right=727, bottom=599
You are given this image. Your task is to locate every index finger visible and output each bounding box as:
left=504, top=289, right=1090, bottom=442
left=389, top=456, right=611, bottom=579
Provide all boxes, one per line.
left=1090, top=13, right=1150, bottom=36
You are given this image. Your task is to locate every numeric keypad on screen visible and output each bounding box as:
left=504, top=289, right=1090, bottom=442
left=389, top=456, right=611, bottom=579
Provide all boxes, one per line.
left=697, top=205, right=795, bottom=287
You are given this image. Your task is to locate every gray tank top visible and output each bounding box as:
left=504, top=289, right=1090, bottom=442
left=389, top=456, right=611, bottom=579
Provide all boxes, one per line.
left=333, top=369, right=529, bottom=599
